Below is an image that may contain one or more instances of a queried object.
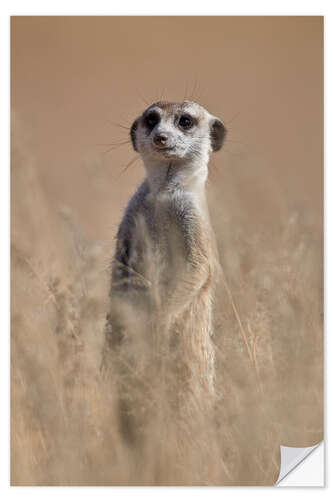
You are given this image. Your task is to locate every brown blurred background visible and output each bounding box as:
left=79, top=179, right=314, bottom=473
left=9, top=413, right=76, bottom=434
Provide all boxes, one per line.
left=11, top=16, right=323, bottom=485
left=11, top=16, right=323, bottom=239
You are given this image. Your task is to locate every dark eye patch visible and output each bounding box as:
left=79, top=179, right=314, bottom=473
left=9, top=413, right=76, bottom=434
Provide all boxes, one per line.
left=144, top=111, right=160, bottom=129
left=178, top=114, right=196, bottom=130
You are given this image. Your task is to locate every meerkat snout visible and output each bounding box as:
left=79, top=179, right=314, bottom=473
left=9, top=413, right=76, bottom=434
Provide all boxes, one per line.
left=130, top=100, right=226, bottom=162
left=153, top=132, right=169, bottom=148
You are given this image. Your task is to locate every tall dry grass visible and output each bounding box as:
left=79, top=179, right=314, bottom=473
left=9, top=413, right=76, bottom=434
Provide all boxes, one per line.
left=11, top=119, right=323, bottom=485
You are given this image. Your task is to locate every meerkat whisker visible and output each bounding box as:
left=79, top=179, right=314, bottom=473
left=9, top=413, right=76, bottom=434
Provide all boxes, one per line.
left=101, top=141, right=132, bottom=154
left=120, top=156, right=140, bottom=176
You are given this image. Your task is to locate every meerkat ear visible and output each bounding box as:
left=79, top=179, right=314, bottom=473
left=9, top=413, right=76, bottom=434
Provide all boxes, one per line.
left=210, top=118, right=226, bottom=152
left=130, top=118, right=139, bottom=152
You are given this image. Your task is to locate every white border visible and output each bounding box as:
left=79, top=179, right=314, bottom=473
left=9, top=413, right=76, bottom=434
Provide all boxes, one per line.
left=1, top=1, right=330, bottom=497
left=0, top=0, right=330, bottom=15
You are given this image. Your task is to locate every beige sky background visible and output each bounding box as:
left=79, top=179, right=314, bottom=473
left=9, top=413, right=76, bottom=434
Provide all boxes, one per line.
left=11, top=16, right=323, bottom=241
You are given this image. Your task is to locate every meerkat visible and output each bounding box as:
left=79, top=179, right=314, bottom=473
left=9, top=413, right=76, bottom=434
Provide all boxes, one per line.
left=103, top=100, right=226, bottom=446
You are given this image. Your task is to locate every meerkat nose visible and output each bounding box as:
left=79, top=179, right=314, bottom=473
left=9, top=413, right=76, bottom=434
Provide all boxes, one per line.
left=154, top=133, right=168, bottom=146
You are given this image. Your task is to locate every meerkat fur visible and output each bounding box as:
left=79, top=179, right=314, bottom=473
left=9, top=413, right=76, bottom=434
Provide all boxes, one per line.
left=103, top=100, right=226, bottom=446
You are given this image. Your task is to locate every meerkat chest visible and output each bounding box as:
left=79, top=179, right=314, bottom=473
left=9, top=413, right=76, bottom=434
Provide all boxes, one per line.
left=143, top=191, right=202, bottom=254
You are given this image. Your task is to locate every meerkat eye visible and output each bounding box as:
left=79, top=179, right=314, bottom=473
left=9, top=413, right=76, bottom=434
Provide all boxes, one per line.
left=178, top=114, right=194, bottom=130
left=144, top=111, right=160, bottom=129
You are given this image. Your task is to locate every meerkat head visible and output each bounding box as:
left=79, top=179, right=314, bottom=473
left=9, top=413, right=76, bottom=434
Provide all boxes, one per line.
left=130, top=101, right=226, bottom=166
